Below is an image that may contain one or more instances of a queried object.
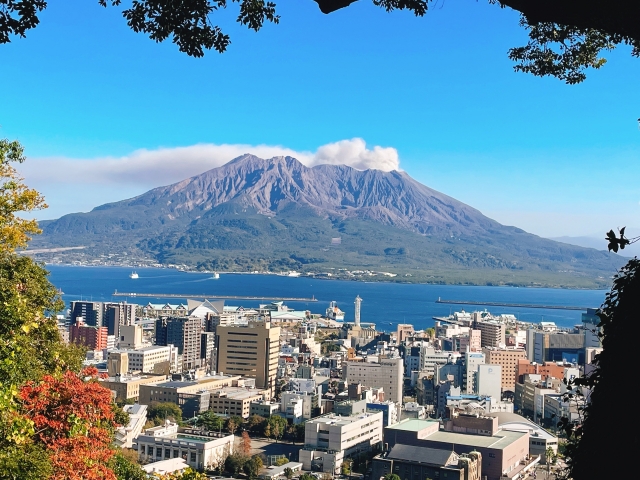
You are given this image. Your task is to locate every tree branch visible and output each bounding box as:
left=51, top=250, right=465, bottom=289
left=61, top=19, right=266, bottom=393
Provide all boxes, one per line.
left=497, top=0, right=640, bottom=41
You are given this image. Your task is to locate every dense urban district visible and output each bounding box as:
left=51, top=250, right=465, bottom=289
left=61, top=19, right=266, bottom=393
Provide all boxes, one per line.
left=58, top=293, right=596, bottom=480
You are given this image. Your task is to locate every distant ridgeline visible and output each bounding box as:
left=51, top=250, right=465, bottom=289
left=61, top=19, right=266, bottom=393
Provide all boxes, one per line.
left=30, top=155, right=624, bottom=288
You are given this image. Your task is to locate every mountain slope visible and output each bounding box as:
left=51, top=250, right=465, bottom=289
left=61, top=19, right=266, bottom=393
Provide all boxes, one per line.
left=31, top=155, right=625, bottom=288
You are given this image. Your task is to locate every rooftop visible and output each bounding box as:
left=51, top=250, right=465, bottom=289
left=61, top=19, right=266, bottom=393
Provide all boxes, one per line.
left=386, top=419, right=439, bottom=432
left=426, top=429, right=526, bottom=450
left=309, top=412, right=381, bottom=426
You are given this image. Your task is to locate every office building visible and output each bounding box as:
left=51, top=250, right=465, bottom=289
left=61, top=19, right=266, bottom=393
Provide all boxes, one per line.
left=384, top=417, right=530, bottom=480
left=344, top=358, right=404, bottom=404
left=463, top=351, right=485, bottom=394
left=135, top=423, right=234, bottom=471
left=156, top=316, right=202, bottom=371
left=527, top=329, right=585, bottom=365
left=216, top=320, right=280, bottom=395
left=477, top=364, right=502, bottom=399
left=119, top=324, right=143, bottom=349
left=372, top=446, right=482, bottom=480
left=70, top=301, right=103, bottom=328
left=483, top=348, right=526, bottom=391
left=115, top=404, right=148, bottom=448
left=100, top=374, right=167, bottom=401
left=299, top=411, right=383, bottom=473
left=105, top=302, right=136, bottom=337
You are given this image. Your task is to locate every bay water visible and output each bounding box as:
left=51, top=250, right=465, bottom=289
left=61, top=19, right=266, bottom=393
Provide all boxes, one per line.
left=46, top=265, right=607, bottom=331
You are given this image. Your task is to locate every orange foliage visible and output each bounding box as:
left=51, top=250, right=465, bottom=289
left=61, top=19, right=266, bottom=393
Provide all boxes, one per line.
left=19, top=367, right=117, bottom=480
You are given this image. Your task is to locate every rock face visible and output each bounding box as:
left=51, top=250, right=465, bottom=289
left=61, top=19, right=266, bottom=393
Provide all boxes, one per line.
left=35, top=155, right=624, bottom=287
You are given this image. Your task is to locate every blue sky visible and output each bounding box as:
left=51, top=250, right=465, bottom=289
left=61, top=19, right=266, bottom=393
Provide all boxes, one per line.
left=1, top=0, right=639, bottom=244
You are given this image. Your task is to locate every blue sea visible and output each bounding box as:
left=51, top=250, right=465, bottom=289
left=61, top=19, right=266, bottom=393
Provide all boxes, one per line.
left=46, top=265, right=607, bottom=331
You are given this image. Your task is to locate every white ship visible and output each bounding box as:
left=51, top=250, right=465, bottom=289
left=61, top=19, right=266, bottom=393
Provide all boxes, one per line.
left=129, top=271, right=139, bottom=279
left=326, top=301, right=345, bottom=322
left=211, top=272, right=220, bottom=279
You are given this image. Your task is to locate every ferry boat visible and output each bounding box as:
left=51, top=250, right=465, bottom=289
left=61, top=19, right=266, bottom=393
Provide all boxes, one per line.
left=211, top=272, right=220, bottom=279
left=326, top=301, right=345, bottom=322
left=129, top=271, right=139, bottom=279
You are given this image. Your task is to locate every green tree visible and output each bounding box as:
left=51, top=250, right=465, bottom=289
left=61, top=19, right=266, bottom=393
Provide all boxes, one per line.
left=1, top=2, right=638, bottom=83
left=383, top=474, right=402, bottom=480
left=283, top=467, right=294, bottom=480
left=196, top=410, right=224, bottom=431
left=299, top=474, right=316, bottom=480
left=341, top=459, right=353, bottom=475
left=243, top=455, right=264, bottom=480
left=226, top=415, right=244, bottom=434
left=147, top=402, right=183, bottom=425
left=109, top=450, right=148, bottom=480
left=265, top=415, right=287, bottom=442
left=225, top=453, right=249, bottom=477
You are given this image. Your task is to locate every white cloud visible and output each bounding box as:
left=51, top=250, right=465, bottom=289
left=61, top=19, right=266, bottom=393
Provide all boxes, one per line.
left=18, top=138, right=400, bottom=220
left=20, top=138, right=400, bottom=188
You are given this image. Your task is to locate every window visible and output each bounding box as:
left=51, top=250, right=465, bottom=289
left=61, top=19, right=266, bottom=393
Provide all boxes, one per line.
left=190, top=452, right=197, bottom=463
left=174, top=450, right=179, bottom=458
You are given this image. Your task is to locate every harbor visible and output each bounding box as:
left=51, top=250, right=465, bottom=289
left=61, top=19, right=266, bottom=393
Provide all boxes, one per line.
left=113, top=291, right=318, bottom=302
left=436, top=297, right=593, bottom=311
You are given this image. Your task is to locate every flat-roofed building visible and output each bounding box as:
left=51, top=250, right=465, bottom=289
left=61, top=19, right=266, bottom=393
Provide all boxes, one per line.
left=344, top=358, right=403, bottom=404
left=299, top=411, right=384, bottom=473
left=115, top=404, right=148, bottom=448
left=138, top=374, right=241, bottom=405
left=372, top=446, right=482, bottom=480
left=474, top=320, right=505, bottom=349
left=209, top=387, right=269, bottom=418
left=216, top=320, right=280, bottom=395
left=385, top=418, right=530, bottom=480
left=135, top=423, right=234, bottom=471
left=483, top=348, right=526, bottom=391
left=100, top=374, right=168, bottom=401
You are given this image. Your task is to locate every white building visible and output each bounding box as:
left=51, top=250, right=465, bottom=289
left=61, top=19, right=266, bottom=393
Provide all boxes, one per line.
left=135, top=423, right=234, bottom=471
left=344, top=358, right=404, bottom=404
left=477, top=364, right=502, bottom=399
left=463, top=351, right=485, bottom=394
left=299, top=411, right=383, bottom=473
left=115, top=404, right=148, bottom=448
left=121, top=345, right=179, bottom=373
left=281, top=391, right=315, bottom=420
left=419, top=346, right=460, bottom=378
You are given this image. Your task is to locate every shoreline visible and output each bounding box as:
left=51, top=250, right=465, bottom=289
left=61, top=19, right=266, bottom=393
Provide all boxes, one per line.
left=43, top=262, right=609, bottom=292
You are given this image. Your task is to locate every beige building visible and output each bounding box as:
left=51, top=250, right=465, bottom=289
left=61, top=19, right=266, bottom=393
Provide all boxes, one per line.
left=474, top=320, right=505, bottom=348
left=396, top=324, right=413, bottom=343
left=344, top=358, right=404, bottom=404
left=100, top=374, right=167, bottom=401
left=209, top=387, right=269, bottom=418
left=216, top=320, right=280, bottom=395
left=483, top=348, right=527, bottom=391
left=299, top=411, right=383, bottom=473
left=138, top=374, right=241, bottom=405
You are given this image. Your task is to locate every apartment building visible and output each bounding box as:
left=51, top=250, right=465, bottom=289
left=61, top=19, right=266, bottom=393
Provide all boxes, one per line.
left=344, top=358, right=404, bottom=404
left=70, top=320, right=108, bottom=350
left=70, top=301, right=103, bottom=327
left=155, top=316, right=202, bottom=371
left=100, top=374, right=167, bottom=401
left=138, top=374, right=241, bottom=405
left=106, top=302, right=136, bottom=336
left=474, top=320, right=505, bottom=348
left=216, top=320, right=280, bottom=395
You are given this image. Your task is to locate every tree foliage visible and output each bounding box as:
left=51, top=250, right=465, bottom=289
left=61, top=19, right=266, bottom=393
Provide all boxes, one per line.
left=0, top=139, right=132, bottom=479
left=558, top=258, right=640, bottom=479
left=2, top=1, right=639, bottom=82
left=147, top=401, right=183, bottom=425
left=0, top=138, right=47, bottom=254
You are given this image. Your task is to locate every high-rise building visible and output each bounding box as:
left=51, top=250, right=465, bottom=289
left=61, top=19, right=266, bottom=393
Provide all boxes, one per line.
left=477, top=364, right=502, bottom=400
left=119, top=324, right=143, bottom=349
left=483, top=348, right=526, bottom=391
left=70, top=319, right=108, bottom=350
left=216, top=320, right=280, bottom=395
left=474, top=320, right=505, bottom=348
left=105, top=302, right=136, bottom=336
left=396, top=324, right=413, bottom=343
left=70, top=301, right=103, bottom=328
left=155, top=316, right=202, bottom=371
left=463, top=351, right=485, bottom=394
left=344, top=358, right=404, bottom=404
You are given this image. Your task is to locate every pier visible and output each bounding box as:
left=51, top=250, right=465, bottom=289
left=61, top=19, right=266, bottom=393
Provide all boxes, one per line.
left=113, top=291, right=317, bottom=302
left=436, top=298, right=592, bottom=311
